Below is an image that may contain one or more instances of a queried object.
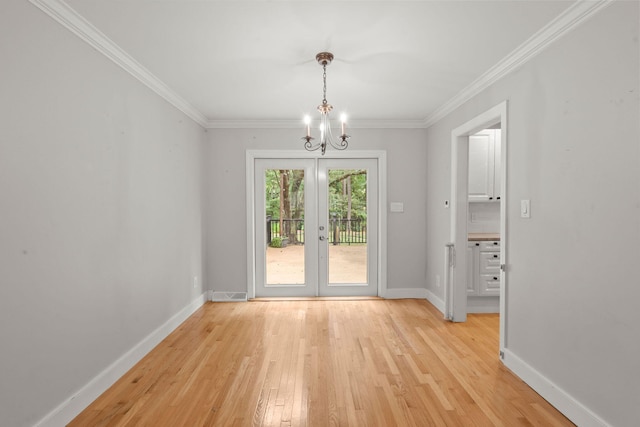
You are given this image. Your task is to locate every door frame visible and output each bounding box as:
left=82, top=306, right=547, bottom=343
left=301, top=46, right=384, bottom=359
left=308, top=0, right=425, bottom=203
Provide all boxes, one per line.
left=448, top=101, right=507, bottom=353
left=246, top=150, right=387, bottom=299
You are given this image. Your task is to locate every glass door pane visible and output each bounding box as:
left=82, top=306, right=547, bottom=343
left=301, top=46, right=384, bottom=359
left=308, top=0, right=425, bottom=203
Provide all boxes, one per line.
left=327, top=168, right=368, bottom=284
left=265, top=169, right=305, bottom=285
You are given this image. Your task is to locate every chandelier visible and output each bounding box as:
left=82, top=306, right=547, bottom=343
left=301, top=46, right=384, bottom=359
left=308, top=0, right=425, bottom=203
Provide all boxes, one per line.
left=302, top=52, right=349, bottom=155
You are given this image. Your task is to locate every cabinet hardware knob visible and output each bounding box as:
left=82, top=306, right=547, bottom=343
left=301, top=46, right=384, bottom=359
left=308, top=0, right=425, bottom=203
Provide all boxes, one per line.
left=493, top=255, right=498, bottom=258
left=497, top=197, right=501, bottom=200
left=475, top=243, right=480, bottom=246
left=489, top=197, right=493, bottom=200
left=493, top=277, right=498, bottom=280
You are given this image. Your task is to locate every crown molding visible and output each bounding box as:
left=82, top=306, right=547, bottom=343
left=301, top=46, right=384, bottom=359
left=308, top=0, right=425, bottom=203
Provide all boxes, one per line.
left=423, top=0, right=614, bottom=128
left=205, top=118, right=429, bottom=129
left=29, top=0, right=209, bottom=128
left=347, top=119, right=429, bottom=129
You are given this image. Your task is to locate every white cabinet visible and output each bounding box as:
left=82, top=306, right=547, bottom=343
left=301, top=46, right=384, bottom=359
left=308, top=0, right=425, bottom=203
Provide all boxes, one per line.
left=468, top=129, right=501, bottom=202
left=478, top=241, right=501, bottom=296
left=479, top=275, right=501, bottom=296
left=467, top=240, right=500, bottom=297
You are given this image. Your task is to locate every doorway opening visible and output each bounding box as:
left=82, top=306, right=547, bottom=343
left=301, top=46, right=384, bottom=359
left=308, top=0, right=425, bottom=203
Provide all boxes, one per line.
left=447, top=101, right=507, bottom=354
left=467, top=125, right=501, bottom=313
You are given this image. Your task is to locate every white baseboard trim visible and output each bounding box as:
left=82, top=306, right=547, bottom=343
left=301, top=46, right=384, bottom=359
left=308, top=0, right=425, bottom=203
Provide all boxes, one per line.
left=35, top=292, right=208, bottom=427
left=211, top=291, right=248, bottom=302
left=425, top=288, right=446, bottom=314
left=502, top=349, right=609, bottom=427
left=384, top=288, right=427, bottom=299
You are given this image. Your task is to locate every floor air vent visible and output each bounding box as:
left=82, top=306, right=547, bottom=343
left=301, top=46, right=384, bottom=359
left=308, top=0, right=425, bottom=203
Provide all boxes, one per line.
left=211, top=292, right=248, bottom=302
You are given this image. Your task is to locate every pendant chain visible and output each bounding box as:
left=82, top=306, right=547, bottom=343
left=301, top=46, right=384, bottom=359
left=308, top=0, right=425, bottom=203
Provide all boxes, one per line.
left=322, top=64, right=328, bottom=105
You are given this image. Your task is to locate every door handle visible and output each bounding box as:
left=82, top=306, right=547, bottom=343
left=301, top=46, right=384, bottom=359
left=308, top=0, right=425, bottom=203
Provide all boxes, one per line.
left=319, top=236, right=325, bottom=241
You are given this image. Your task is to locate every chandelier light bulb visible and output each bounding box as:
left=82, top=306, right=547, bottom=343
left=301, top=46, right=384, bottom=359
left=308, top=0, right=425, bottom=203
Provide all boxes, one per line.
left=304, top=115, right=311, bottom=137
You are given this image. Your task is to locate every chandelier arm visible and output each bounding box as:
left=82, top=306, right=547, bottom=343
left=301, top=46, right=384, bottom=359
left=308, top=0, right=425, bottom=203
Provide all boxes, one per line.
left=329, top=135, right=349, bottom=151
left=302, top=136, right=321, bottom=152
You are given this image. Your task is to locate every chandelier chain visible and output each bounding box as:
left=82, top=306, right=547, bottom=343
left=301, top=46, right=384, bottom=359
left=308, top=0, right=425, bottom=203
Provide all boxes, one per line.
left=322, top=64, right=328, bottom=105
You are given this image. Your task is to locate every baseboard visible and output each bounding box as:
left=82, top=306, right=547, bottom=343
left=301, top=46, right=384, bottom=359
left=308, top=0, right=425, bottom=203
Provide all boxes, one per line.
left=384, top=287, right=427, bottom=299
left=35, top=292, right=208, bottom=427
left=502, top=349, right=610, bottom=427
left=425, top=288, right=446, bottom=314
left=211, top=291, right=248, bottom=302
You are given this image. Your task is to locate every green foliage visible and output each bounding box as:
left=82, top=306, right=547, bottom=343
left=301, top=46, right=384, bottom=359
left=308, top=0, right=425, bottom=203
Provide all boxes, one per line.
left=269, top=237, right=283, bottom=248
left=328, top=169, right=367, bottom=220
left=265, top=168, right=367, bottom=221
left=265, top=169, right=305, bottom=219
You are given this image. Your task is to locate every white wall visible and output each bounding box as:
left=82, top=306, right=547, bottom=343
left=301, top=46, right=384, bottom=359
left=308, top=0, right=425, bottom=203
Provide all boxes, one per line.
left=205, top=128, right=428, bottom=296
left=0, top=2, right=206, bottom=426
left=425, top=2, right=639, bottom=426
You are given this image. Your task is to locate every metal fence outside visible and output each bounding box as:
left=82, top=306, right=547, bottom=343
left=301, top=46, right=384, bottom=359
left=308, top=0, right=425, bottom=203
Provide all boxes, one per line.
left=267, top=216, right=366, bottom=246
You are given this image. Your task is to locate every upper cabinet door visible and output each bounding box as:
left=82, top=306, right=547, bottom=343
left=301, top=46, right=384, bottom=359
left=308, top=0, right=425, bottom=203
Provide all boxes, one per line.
left=493, top=130, right=501, bottom=200
left=468, top=129, right=501, bottom=202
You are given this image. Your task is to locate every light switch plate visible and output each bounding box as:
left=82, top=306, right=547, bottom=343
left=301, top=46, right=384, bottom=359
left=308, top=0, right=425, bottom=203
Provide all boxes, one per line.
left=521, top=200, right=531, bottom=218
left=390, top=202, right=404, bottom=213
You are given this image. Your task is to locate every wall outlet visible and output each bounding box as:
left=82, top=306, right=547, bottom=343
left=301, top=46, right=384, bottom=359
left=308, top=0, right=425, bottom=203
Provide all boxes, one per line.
left=436, top=274, right=441, bottom=288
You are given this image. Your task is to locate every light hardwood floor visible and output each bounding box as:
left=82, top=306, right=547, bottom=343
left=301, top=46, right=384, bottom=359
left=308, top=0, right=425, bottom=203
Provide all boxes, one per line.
left=69, top=299, right=574, bottom=426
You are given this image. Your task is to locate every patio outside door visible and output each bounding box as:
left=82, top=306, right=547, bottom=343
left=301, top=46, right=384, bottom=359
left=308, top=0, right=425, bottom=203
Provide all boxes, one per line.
left=254, top=158, right=378, bottom=297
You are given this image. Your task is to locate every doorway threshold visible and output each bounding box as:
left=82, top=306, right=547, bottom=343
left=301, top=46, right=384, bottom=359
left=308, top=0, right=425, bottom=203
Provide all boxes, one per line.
left=250, top=296, right=383, bottom=302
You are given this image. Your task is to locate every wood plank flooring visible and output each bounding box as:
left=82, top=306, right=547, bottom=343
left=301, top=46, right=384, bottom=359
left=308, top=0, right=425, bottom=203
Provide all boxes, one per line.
left=69, top=299, right=574, bottom=426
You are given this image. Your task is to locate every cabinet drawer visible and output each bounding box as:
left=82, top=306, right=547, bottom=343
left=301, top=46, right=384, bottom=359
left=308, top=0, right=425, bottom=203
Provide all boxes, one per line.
left=479, top=274, right=501, bottom=296
left=479, top=252, right=500, bottom=273
left=480, top=241, right=500, bottom=251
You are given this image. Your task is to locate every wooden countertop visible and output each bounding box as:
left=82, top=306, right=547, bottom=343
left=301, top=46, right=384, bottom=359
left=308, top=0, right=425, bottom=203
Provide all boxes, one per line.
left=468, top=233, right=500, bottom=241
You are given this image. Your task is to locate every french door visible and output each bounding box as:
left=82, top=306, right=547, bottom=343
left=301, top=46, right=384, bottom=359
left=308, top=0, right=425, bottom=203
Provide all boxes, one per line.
left=254, top=158, right=378, bottom=297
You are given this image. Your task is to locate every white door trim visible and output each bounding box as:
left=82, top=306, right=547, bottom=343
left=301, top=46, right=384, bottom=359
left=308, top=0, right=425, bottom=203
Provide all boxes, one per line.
left=448, top=101, right=508, bottom=353
left=246, top=150, right=387, bottom=299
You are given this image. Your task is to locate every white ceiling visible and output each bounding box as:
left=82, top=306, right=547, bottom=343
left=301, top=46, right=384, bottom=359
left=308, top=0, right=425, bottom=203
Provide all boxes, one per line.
left=59, top=0, right=576, bottom=127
